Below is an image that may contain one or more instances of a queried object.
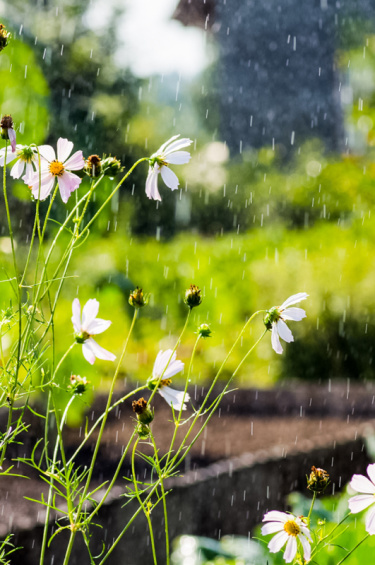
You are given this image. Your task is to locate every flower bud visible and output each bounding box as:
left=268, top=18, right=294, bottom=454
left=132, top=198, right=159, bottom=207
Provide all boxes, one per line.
left=196, top=323, right=212, bottom=338
left=307, top=466, right=330, bottom=493
left=184, top=284, right=202, bottom=309
left=85, top=154, right=102, bottom=178
left=263, top=307, right=279, bottom=330
left=101, top=156, right=124, bottom=177
left=68, top=375, right=90, bottom=395
left=132, top=397, right=154, bottom=424
left=0, top=24, right=10, bottom=52
left=0, top=114, right=16, bottom=152
left=129, top=287, right=148, bottom=309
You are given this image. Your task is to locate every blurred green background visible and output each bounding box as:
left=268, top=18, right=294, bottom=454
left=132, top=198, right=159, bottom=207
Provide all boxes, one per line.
left=1, top=0, right=375, bottom=422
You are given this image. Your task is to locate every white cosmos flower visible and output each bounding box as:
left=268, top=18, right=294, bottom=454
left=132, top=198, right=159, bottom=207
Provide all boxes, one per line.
left=262, top=510, right=312, bottom=563
left=348, top=463, right=375, bottom=534
left=265, top=292, right=308, bottom=354
left=27, top=137, right=84, bottom=203
left=145, top=135, right=193, bottom=201
left=72, top=298, right=116, bottom=365
left=149, top=349, right=189, bottom=411
left=0, top=144, right=41, bottom=181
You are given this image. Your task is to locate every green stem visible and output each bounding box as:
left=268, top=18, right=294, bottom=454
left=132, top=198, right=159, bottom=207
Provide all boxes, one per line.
left=150, top=433, right=169, bottom=564
left=132, top=438, right=157, bottom=565
left=307, top=491, right=317, bottom=523
left=336, top=533, right=369, bottom=565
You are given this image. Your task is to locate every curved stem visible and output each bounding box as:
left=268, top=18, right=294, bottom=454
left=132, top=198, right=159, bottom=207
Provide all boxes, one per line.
left=336, top=533, right=369, bottom=565
left=150, top=433, right=169, bottom=564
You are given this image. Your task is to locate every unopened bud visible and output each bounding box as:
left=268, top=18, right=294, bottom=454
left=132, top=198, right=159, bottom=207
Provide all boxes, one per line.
left=129, top=287, right=148, bottom=309
left=101, top=156, right=124, bottom=177
left=68, top=375, right=90, bottom=395
left=132, top=397, right=154, bottom=424
left=196, top=323, right=212, bottom=338
left=184, top=284, right=202, bottom=309
left=0, top=114, right=16, bottom=151
left=85, top=154, right=102, bottom=178
left=307, top=466, right=330, bottom=493
left=0, top=24, right=10, bottom=52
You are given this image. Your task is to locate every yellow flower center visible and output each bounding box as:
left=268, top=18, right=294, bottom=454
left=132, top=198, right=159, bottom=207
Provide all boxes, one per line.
left=160, top=378, right=172, bottom=388
left=284, top=520, right=300, bottom=537
left=49, top=160, right=65, bottom=176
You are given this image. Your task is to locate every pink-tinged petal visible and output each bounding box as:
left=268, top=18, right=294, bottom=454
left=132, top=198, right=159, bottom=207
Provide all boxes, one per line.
left=156, top=134, right=181, bottom=155
left=164, top=150, right=191, bottom=165
left=299, top=534, right=312, bottom=561
left=281, top=307, right=306, bottom=322
left=86, top=338, right=116, bottom=362
left=58, top=171, right=82, bottom=203
left=280, top=293, right=309, bottom=309
left=283, top=536, right=297, bottom=563
left=57, top=138, right=73, bottom=162
left=81, top=299, right=100, bottom=331
left=366, top=505, right=375, bottom=534
left=31, top=174, right=55, bottom=200
left=350, top=474, right=375, bottom=494
left=263, top=511, right=290, bottom=523
left=8, top=129, right=16, bottom=152
left=271, top=323, right=283, bottom=354
left=82, top=341, right=96, bottom=365
left=261, top=522, right=284, bottom=535
left=0, top=147, right=18, bottom=166
left=268, top=531, right=288, bottom=553
left=10, top=159, right=25, bottom=179
left=86, top=318, right=112, bottom=335
left=367, top=464, right=375, bottom=485
left=276, top=319, right=294, bottom=343
left=24, top=162, right=35, bottom=182
left=38, top=144, right=56, bottom=162
left=64, top=150, right=85, bottom=171
left=71, top=298, right=82, bottom=333
left=145, top=167, right=161, bottom=201
left=348, top=494, right=375, bottom=513
left=163, top=137, right=193, bottom=155
left=299, top=525, right=312, bottom=541
left=160, top=166, right=179, bottom=190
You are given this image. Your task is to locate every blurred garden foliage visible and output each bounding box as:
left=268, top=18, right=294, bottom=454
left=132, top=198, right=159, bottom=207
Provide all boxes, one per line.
left=1, top=1, right=375, bottom=417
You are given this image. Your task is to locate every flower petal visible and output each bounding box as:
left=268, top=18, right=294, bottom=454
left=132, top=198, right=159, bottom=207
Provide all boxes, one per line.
left=284, top=536, right=297, bottom=563
left=164, top=150, right=191, bottom=165
left=71, top=298, right=82, bottom=333
left=81, top=299, right=100, bottom=331
left=299, top=533, right=312, bottom=561
left=85, top=338, right=116, bottom=362
left=64, top=150, right=85, bottom=171
left=367, top=464, right=375, bottom=485
left=162, top=137, right=193, bottom=155
left=281, top=307, right=306, bottom=322
left=348, top=494, right=375, bottom=513
left=280, top=292, right=309, bottom=309
left=261, top=522, right=284, bottom=535
left=158, top=387, right=189, bottom=411
left=153, top=349, right=176, bottom=379
left=58, top=171, right=82, bottom=203
left=263, top=511, right=290, bottom=523
left=57, top=138, right=73, bottom=162
left=0, top=147, right=18, bottom=166
left=155, top=134, right=181, bottom=155
left=271, top=323, right=283, bottom=354
left=86, top=318, right=112, bottom=335
left=268, top=531, right=288, bottom=553
left=10, top=158, right=25, bottom=179
left=350, top=474, right=375, bottom=494
left=8, top=128, right=16, bottom=152
left=30, top=173, right=55, bottom=200
left=38, top=145, right=56, bottom=162
left=366, top=505, right=375, bottom=534
left=145, top=167, right=161, bottom=201
left=160, top=166, right=179, bottom=190
left=276, top=319, right=294, bottom=343
left=82, top=341, right=96, bottom=365
left=163, top=359, right=184, bottom=380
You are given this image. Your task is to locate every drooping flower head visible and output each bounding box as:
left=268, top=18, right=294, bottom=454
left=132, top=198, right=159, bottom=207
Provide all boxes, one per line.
left=147, top=349, right=189, bottom=411
left=262, top=510, right=312, bottom=563
left=146, top=135, right=193, bottom=201
left=27, top=138, right=85, bottom=203
left=348, top=463, right=375, bottom=534
left=0, top=144, right=41, bottom=181
left=263, top=292, right=308, bottom=354
left=0, top=115, right=16, bottom=152
left=72, top=298, right=116, bottom=365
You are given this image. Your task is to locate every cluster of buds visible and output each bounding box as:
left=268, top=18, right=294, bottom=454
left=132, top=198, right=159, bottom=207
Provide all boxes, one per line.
left=132, top=397, right=154, bottom=439
left=0, top=114, right=16, bottom=152
left=84, top=155, right=123, bottom=178
left=0, top=24, right=10, bottom=52
left=68, top=375, right=90, bottom=395
left=307, top=466, right=330, bottom=493
left=184, top=284, right=202, bottom=309
left=129, top=287, right=148, bottom=309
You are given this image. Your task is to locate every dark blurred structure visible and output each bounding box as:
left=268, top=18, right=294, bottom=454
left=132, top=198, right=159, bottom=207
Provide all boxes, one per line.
left=174, top=0, right=375, bottom=154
